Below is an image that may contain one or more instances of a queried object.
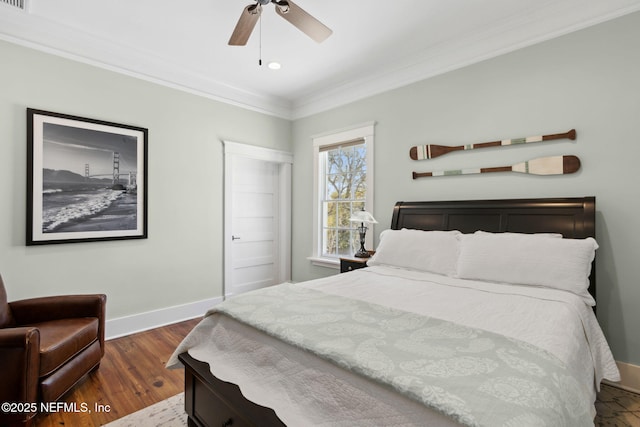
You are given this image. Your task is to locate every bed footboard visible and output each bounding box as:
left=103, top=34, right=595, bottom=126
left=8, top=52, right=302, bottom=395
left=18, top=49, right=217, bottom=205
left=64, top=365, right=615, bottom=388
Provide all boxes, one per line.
left=179, top=352, right=286, bottom=427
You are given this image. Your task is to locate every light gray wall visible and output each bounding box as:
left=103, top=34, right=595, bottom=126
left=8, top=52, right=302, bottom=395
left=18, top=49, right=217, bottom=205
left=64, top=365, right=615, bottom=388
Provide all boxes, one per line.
left=0, top=40, right=291, bottom=319
left=1, top=11, right=638, bottom=366
left=291, top=12, right=640, bottom=365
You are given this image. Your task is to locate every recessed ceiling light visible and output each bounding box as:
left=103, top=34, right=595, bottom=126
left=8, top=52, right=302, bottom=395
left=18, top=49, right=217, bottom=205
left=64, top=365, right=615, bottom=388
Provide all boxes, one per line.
left=268, top=62, right=281, bottom=70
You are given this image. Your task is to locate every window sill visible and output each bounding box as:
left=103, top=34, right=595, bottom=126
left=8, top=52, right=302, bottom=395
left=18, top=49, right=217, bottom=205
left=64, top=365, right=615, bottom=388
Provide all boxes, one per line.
left=307, top=256, right=340, bottom=269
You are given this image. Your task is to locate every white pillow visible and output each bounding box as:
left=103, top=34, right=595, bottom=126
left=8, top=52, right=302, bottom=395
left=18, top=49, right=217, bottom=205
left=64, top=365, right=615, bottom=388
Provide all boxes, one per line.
left=367, top=229, right=461, bottom=276
left=457, top=232, right=597, bottom=304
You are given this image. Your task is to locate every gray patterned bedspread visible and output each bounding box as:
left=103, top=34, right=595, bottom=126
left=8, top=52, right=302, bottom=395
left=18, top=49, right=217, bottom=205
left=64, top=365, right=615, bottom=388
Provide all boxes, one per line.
left=211, top=283, right=593, bottom=427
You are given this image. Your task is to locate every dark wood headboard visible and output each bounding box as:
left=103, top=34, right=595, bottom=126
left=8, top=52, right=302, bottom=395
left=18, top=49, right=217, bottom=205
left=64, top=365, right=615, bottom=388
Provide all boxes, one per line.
left=391, top=197, right=596, bottom=299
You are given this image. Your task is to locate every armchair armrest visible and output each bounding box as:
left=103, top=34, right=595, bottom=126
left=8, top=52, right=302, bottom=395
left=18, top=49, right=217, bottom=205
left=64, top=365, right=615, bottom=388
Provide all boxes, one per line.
left=0, top=327, right=40, bottom=413
left=0, top=326, right=39, bottom=348
left=10, top=294, right=107, bottom=355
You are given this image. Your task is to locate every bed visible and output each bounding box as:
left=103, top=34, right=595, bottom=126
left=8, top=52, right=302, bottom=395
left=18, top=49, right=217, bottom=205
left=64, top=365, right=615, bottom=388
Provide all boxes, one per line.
left=168, top=197, right=620, bottom=427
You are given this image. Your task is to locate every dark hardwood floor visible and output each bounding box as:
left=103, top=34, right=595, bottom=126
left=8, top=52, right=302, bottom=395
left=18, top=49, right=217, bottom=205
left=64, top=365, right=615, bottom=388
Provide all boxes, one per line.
left=33, top=318, right=200, bottom=427
left=596, top=383, right=640, bottom=426
left=32, top=318, right=640, bottom=426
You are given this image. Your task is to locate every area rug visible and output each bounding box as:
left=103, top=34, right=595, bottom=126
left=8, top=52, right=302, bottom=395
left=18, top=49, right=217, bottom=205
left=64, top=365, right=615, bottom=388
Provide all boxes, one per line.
left=104, top=393, right=186, bottom=427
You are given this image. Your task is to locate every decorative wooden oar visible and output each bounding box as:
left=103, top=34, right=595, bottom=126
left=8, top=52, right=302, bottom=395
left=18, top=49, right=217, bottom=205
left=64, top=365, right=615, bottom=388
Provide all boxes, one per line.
left=412, top=155, right=580, bottom=179
left=409, top=129, right=576, bottom=160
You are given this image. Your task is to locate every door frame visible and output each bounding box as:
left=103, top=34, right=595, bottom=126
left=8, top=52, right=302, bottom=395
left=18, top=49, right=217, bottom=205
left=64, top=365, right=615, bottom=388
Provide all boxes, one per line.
left=223, top=141, right=293, bottom=298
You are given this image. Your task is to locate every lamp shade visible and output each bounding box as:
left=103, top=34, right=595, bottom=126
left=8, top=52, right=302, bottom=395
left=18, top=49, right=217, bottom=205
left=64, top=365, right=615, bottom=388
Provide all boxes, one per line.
left=349, top=210, right=378, bottom=224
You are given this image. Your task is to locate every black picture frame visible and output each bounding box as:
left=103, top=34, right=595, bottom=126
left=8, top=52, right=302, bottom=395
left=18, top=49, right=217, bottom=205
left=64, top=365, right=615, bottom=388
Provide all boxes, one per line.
left=27, top=108, right=148, bottom=245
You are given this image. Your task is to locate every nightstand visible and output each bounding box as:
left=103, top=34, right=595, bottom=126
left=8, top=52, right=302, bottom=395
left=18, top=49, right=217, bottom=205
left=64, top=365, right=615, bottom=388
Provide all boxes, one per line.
left=339, top=252, right=374, bottom=273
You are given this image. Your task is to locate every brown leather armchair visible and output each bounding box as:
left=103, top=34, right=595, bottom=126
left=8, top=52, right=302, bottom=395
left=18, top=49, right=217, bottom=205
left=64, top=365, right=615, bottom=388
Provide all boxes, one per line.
left=0, top=274, right=106, bottom=426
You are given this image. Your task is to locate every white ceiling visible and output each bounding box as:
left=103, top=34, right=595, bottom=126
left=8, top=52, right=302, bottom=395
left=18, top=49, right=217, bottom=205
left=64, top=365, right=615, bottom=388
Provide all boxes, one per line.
left=2, top=0, right=640, bottom=119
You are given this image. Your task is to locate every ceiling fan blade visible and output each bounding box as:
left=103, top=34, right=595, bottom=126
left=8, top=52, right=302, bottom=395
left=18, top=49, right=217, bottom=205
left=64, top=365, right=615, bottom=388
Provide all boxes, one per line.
left=274, top=0, right=332, bottom=43
left=228, top=4, right=262, bottom=46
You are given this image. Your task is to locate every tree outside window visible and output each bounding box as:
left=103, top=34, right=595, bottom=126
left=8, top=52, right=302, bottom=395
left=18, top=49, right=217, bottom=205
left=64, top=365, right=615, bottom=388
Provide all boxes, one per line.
left=310, top=122, right=374, bottom=267
left=321, top=143, right=366, bottom=256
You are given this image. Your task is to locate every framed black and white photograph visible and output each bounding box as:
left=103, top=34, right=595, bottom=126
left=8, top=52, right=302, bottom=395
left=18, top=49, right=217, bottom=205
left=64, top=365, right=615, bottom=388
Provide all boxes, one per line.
left=27, top=108, right=148, bottom=245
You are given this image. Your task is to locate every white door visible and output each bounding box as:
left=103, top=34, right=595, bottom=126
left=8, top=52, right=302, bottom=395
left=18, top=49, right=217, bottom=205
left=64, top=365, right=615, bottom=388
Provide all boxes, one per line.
left=224, top=142, right=292, bottom=298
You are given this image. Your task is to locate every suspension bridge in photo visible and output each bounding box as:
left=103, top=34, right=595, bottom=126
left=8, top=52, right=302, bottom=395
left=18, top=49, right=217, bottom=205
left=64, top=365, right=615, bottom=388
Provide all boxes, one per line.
left=84, top=152, right=137, bottom=190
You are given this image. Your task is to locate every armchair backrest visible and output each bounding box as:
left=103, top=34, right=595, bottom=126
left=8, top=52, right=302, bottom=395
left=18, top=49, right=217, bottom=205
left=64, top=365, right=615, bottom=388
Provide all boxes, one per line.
left=0, top=275, right=15, bottom=328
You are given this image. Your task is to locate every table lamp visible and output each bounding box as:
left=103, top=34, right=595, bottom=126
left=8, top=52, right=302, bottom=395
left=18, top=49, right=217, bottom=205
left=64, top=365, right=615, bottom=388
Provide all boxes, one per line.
left=349, top=209, right=378, bottom=258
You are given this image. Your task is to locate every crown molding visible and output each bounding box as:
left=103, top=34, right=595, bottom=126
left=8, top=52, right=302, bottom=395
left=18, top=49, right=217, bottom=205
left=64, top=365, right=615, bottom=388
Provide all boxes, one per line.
left=2, top=1, right=640, bottom=121
left=0, top=7, right=293, bottom=119
left=291, top=2, right=640, bottom=119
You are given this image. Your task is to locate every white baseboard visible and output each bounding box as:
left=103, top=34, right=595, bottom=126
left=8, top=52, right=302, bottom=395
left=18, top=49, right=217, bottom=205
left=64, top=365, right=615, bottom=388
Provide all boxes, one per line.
left=604, top=361, right=640, bottom=394
left=105, top=297, right=222, bottom=340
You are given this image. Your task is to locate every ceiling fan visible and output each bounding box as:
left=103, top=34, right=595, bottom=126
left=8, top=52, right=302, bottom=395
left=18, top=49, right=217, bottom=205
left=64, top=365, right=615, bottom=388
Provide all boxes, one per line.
left=228, top=0, right=332, bottom=46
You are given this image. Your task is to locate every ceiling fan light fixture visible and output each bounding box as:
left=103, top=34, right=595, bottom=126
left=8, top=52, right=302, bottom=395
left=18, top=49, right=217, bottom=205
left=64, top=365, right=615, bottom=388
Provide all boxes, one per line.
left=268, top=61, right=282, bottom=70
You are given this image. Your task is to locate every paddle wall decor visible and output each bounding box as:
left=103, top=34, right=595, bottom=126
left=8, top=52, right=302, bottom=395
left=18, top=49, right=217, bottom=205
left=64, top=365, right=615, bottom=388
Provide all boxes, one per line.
left=412, top=155, right=581, bottom=179
left=410, top=128, right=580, bottom=179
left=409, top=129, right=576, bottom=160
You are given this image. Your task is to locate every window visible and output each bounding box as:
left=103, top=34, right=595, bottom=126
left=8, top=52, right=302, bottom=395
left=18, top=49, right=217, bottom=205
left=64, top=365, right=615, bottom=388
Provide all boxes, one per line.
left=321, top=141, right=366, bottom=257
left=310, top=123, right=375, bottom=268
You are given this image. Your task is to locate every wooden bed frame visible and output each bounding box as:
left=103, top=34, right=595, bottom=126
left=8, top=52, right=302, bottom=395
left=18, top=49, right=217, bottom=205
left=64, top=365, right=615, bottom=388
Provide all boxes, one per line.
left=179, top=196, right=596, bottom=427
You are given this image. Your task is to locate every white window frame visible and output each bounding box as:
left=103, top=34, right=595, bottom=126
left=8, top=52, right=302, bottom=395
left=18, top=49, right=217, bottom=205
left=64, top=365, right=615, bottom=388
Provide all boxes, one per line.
left=308, top=122, right=375, bottom=269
